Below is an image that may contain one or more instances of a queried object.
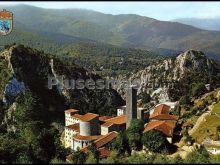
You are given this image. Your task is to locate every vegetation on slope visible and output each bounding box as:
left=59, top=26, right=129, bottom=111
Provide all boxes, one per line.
left=4, top=4, right=220, bottom=58
left=191, top=102, right=220, bottom=143
left=56, top=42, right=162, bottom=77
left=0, top=91, right=70, bottom=163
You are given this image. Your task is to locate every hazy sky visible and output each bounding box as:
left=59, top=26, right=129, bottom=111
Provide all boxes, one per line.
left=1, top=1, right=220, bottom=20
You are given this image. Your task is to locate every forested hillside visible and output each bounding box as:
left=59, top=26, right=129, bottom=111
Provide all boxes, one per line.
left=3, top=4, right=220, bottom=59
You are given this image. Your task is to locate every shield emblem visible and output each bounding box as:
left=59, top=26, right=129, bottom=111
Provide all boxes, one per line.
left=0, top=9, right=13, bottom=36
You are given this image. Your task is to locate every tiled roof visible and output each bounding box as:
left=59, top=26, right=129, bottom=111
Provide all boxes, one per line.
left=65, top=123, right=80, bottom=132
left=80, top=113, right=99, bottom=122
left=71, top=114, right=83, bottom=120
left=101, top=122, right=114, bottom=128
left=99, top=116, right=113, bottom=122
left=104, top=115, right=126, bottom=125
left=150, top=114, right=179, bottom=120
left=81, top=131, right=118, bottom=153
left=151, top=104, right=170, bottom=117
left=156, top=123, right=174, bottom=137
left=94, top=131, right=118, bottom=148
left=73, top=133, right=102, bottom=141
left=164, top=120, right=177, bottom=128
left=143, top=121, right=165, bottom=132
left=143, top=120, right=177, bottom=137
left=65, top=109, right=79, bottom=113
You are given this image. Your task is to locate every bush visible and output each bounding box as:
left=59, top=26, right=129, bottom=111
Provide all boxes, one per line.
left=191, top=83, right=206, bottom=98
left=142, top=130, right=168, bottom=153
left=184, top=146, right=210, bottom=164
left=179, top=95, right=191, bottom=105
left=127, top=152, right=146, bottom=164
left=104, top=150, right=120, bottom=164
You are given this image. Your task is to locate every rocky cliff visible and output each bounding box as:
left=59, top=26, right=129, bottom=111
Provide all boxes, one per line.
left=118, top=50, right=220, bottom=102
left=0, top=45, right=124, bottom=130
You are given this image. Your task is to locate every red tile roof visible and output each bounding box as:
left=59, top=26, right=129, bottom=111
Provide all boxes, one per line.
left=99, top=116, right=113, bottom=122
left=143, top=121, right=165, bottom=131
left=151, top=104, right=170, bottom=117
left=101, top=122, right=114, bottom=128
left=104, top=115, right=126, bottom=125
left=81, top=131, right=118, bottom=153
left=150, top=114, right=179, bottom=120
left=94, top=131, right=118, bottom=148
left=73, top=133, right=102, bottom=141
left=71, top=114, right=83, bottom=120
left=101, top=115, right=126, bottom=128
left=143, top=120, right=177, bottom=137
left=65, top=123, right=80, bottom=132
left=80, top=113, right=99, bottom=122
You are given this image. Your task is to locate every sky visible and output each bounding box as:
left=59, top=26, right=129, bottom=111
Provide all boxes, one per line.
left=1, top=1, right=220, bottom=20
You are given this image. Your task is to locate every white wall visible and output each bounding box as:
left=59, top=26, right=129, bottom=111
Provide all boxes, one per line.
left=65, top=113, right=80, bottom=126
left=101, top=126, right=109, bottom=135
left=64, top=127, right=77, bottom=149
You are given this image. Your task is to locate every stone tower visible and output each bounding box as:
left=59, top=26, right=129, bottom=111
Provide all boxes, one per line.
left=126, top=85, right=137, bottom=129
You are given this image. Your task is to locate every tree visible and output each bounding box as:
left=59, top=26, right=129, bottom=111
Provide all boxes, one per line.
left=0, top=90, right=69, bottom=163
left=179, top=95, right=191, bottom=106
left=113, top=131, right=131, bottom=156
left=191, top=83, right=206, bottom=98
left=88, top=142, right=100, bottom=164
left=30, top=128, right=56, bottom=163
left=104, top=150, right=120, bottom=164
left=0, top=134, right=28, bottom=163
left=139, top=92, right=151, bottom=104
left=51, top=128, right=71, bottom=161
left=16, top=153, right=33, bottom=164
left=142, top=130, right=167, bottom=153
left=85, top=152, right=96, bottom=164
left=127, top=119, right=144, bottom=150
left=71, top=148, right=87, bottom=164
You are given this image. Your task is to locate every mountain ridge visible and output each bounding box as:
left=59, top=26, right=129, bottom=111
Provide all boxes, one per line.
left=115, top=49, right=220, bottom=102
left=173, top=17, right=220, bottom=31
left=2, top=4, right=220, bottom=59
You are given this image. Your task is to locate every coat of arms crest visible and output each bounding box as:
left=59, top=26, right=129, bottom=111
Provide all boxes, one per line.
left=0, top=9, right=13, bottom=36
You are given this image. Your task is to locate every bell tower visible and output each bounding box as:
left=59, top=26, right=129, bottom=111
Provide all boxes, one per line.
left=126, top=85, right=137, bottom=129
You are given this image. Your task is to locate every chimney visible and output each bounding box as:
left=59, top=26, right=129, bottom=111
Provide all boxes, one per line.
left=126, top=85, right=137, bottom=129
